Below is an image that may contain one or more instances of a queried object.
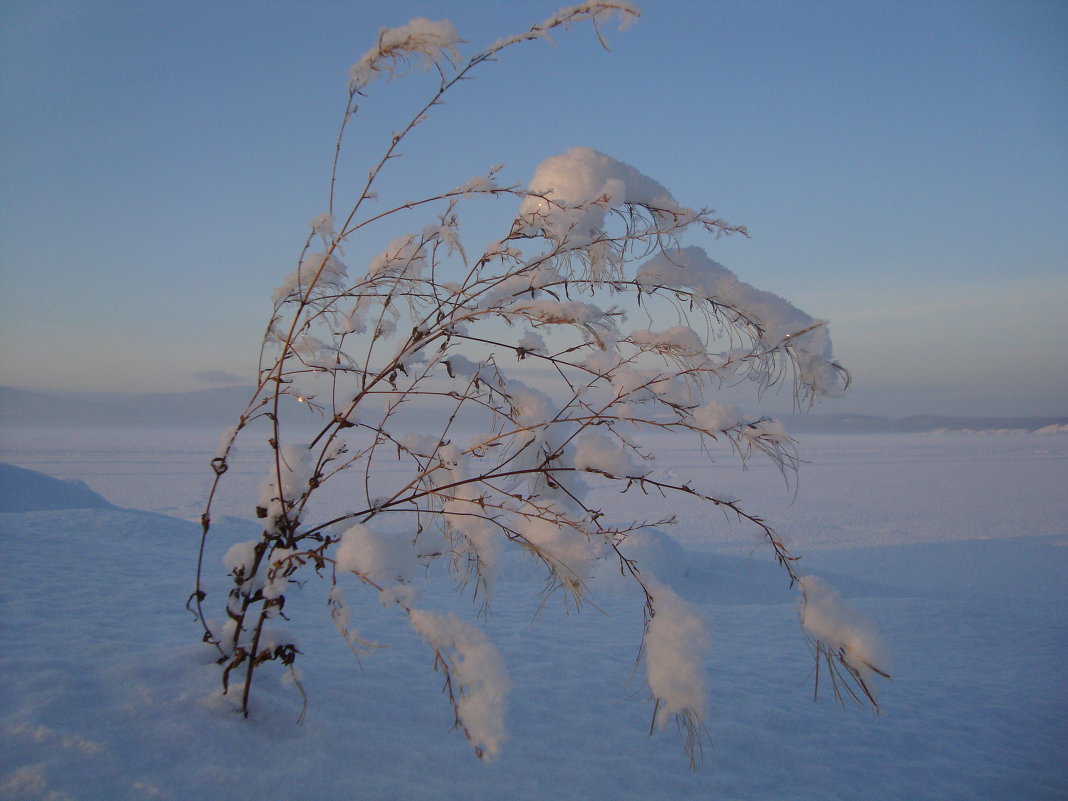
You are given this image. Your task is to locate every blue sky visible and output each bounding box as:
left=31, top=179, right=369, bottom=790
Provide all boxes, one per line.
left=2, top=0, right=1066, bottom=417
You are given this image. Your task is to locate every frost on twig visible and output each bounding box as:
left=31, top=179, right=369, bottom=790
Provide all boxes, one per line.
left=349, top=18, right=463, bottom=92
left=193, top=5, right=886, bottom=767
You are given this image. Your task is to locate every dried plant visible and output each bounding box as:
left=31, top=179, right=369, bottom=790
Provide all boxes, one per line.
left=190, top=2, right=887, bottom=765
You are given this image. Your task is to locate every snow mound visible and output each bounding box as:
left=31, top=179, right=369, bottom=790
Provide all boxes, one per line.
left=0, top=463, right=115, bottom=513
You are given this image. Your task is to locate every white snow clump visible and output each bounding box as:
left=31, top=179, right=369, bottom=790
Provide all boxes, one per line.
left=368, top=234, right=427, bottom=279
left=349, top=18, right=462, bottom=92
left=222, top=540, right=258, bottom=580
left=274, top=252, right=349, bottom=303
left=798, top=575, right=890, bottom=690
left=643, top=578, right=710, bottom=729
left=407, top=609, right=511, bottom=760
left=691, top=400, right=743, bottom=433
left=637, top=246, right=843, bottom=396
left=517, top=509, right=601, bottom=592
left=517, top=147, right=682, bottom=246
left=335, top=523, right=418, bottom=587
left=573, top=431, right=634, bottom=476
left=257, top=444, right=312, bottom=529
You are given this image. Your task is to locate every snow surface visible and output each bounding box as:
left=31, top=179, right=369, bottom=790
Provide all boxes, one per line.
left=1, top=427, right=1066, bottom=799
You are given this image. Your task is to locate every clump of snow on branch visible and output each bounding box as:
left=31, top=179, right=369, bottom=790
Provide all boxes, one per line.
left=335, top=523, right=418, bottom=587
left=517, top=510, right=602, bottom=595
left=407, top=609, right=511, bottom=760
left=692, top=400, right=743, bottom=434
left=518, top=147, right=682, bottom=247
left=369, top=235, right=428, bottom=279
left=573, top=431, right=634, bottom=476
left=643, top=579, right=710, bottom=730
left=222, top=540, right=258, bottom=582
left=636, top=246, right=845, bottom=397
left=799, top=576, right=891, bottom=693
left=453, top=174, right=500, bottom=196
left=257, top=444, right=311, bottom=530
left=349, top=18, right=462, bottom=92
left=274, top=252, right=349, bottom=303
left=310, top=212, right=336, bottom=247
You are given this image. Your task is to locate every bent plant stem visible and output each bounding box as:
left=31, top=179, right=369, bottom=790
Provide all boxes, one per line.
left=196, top=6, right=884, bottom=760
left=241, top=605, right=271, bottom=717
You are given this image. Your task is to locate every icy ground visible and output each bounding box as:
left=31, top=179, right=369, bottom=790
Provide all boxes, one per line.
left=1, top=428, right=1066, bottom=800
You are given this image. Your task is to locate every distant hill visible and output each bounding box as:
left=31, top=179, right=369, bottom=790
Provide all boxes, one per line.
left=1, top=385, right=1065, bottom=434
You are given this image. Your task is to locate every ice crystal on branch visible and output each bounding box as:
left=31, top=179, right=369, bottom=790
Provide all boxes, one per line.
left=193, top=4, right=886, bottom=766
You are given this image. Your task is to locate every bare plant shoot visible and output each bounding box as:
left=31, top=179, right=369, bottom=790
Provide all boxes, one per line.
left=191, top=2, right=888, bottom=764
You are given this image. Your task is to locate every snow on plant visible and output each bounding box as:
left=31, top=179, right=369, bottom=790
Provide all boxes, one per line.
left=407, top=609, right=511, bottom=761
left=642, top=578, right=711, bottom=756
left=191, top=2, right=888, bottom=765
left=798, top=576, right=891, bottom=705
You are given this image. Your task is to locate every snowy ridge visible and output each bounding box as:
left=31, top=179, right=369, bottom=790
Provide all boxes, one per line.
left=0, top=463, right=115, bottom=513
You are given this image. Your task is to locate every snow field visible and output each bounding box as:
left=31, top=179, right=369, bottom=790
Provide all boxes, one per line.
left=0, top=428, right=1065, bottom=799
